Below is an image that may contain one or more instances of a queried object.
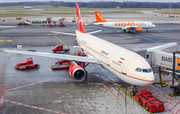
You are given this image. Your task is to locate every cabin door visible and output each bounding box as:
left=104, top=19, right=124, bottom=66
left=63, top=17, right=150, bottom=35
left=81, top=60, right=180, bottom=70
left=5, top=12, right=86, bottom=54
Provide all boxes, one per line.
left=122, top=60, right=130, bottom=74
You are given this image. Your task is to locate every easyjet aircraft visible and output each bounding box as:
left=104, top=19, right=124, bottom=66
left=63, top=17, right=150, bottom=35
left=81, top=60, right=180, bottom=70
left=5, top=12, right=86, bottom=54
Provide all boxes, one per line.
left=94, top=11, right=156, bottom=32
left=4, top=3, right=155, bottom=86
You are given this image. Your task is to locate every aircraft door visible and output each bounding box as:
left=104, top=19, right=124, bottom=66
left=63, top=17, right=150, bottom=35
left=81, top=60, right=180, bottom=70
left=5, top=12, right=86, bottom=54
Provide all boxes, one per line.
left=122, top=60, right=130, bottom=75
left=107, top=53, right=113, bottom=66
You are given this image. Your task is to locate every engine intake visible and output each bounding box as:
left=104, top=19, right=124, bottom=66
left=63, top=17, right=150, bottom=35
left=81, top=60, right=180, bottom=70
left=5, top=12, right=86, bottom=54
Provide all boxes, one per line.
left=69, top=64, right=86, bottom=81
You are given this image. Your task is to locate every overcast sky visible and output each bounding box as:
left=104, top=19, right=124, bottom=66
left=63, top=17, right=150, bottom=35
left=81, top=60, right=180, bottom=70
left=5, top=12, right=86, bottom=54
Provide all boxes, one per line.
left=0, top=0, right=179, bottom=3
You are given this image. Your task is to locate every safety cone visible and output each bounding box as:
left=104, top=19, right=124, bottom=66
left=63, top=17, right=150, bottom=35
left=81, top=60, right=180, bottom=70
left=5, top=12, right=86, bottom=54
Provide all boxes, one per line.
left=2, top=71, right=4, bottom=75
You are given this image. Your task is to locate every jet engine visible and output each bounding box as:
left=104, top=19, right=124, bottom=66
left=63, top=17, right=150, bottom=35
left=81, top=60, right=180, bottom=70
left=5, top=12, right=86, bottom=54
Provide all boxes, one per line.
left=69, top=64, right=86, bottom=81
left=136, top=28, right=142, bottom=32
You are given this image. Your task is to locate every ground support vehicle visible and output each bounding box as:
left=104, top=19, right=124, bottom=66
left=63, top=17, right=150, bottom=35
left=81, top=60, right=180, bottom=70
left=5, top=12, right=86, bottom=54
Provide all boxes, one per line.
left=17, top=22, right=30, bottom=25
left=51, top=52, right=86, bottom=70
left=135, top=91, right=165, bottom=113
left=52, top=45, right=70, bottom=53
left=15, top=57, right=40, bottom=70
left=59, top=23, right=65, bottom=27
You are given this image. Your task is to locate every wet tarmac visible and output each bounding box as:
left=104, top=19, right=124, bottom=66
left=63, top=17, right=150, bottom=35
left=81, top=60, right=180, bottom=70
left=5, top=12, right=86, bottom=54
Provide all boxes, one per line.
left=1, top=18, right=180, bottom=114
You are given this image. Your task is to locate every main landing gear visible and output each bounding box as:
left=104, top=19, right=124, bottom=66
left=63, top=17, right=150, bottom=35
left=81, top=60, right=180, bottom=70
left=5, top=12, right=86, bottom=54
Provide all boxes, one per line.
left=146, top=29, right=148, bottom=32
left=132, top=85, right=138, bottom=95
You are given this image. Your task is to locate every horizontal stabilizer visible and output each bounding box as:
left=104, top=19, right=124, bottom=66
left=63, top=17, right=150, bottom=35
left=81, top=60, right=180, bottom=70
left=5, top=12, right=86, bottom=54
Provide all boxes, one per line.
left=51, top=31, right=76, bottom=36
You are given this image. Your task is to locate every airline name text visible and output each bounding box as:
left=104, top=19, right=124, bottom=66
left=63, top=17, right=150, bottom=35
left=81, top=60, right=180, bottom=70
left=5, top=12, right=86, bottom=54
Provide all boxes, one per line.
left=161, top=56, right=172, bottom=63
left=114, top=22, right=146, bottom=27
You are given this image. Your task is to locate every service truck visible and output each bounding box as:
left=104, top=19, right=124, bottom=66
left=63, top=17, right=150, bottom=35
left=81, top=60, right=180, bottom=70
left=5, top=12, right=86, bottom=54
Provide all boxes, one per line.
left=52, top=45, right=70, bottom=53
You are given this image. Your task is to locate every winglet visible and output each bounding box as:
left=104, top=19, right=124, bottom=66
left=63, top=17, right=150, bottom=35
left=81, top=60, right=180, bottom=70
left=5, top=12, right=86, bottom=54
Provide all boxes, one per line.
left=76, top=3, right=85, bottom=33
left=95, top=11, right=107, bottom=23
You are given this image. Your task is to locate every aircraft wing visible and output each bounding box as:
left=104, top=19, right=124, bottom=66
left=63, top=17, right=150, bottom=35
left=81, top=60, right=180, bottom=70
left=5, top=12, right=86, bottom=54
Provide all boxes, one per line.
left=147, top=42, right=177, bottom=52
left=4, top=50, right=101, bottom=64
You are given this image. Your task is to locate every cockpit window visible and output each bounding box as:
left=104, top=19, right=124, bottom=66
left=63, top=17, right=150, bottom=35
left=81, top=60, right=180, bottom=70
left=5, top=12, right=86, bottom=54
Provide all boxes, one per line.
left=135, top=68, right=152, bottom=73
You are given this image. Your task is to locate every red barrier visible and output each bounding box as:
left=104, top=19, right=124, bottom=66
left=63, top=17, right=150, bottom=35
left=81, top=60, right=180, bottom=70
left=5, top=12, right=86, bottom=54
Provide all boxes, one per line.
left=0, top=84, right=6, bottom=110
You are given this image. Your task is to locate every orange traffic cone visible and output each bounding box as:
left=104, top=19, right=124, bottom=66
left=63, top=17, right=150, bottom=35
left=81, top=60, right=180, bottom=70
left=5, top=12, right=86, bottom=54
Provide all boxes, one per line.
left=2, top=71, right=4, bottom=75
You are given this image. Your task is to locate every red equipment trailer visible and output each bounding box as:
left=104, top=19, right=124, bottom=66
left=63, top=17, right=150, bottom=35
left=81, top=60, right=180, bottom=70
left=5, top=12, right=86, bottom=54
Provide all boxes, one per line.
left=15, top=57, right=40, bottom=70
left=51, top=52, right=86, bottom=70
left=135, top=91, right=165, bottom=113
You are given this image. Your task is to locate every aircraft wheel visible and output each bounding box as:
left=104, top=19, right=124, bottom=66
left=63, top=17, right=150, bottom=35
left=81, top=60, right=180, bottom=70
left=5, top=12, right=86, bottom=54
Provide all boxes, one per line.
left=26, top=67, right=29, bottom=70
left=123, top=30, right=126, bottom=32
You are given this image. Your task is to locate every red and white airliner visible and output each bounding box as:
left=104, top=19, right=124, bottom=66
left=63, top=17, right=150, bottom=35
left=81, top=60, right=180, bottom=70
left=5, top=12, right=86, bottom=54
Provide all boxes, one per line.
left=4, top=3, right=155, bottom=86
left=94, top=11, right=156, bottom=32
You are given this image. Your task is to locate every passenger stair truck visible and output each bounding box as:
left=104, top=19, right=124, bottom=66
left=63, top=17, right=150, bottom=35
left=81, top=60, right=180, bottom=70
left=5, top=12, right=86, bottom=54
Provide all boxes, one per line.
left=134, top=42, right=180, bottom=91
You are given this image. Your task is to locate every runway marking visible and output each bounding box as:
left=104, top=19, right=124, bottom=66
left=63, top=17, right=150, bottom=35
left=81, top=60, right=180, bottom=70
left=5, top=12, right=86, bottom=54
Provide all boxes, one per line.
left=5, top=100, right=65, bottom=114
left=6, top=77, right=58, bottom=92
left=53, top=35, right=69, bottom=48
left=117, top=31, right=121, bottom=32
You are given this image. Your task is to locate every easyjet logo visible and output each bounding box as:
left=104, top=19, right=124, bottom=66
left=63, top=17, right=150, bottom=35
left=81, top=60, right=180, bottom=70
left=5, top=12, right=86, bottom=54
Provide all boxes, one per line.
left=96, top=13, right=104, bottom=21
left=114, top=22, right=146, bottom=27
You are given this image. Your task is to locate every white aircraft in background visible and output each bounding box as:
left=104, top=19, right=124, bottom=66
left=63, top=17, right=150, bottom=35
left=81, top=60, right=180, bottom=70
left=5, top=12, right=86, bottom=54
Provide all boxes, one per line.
left=4, top=3, right=155, bottom=87
left=94, top=11, right=156, bottom=32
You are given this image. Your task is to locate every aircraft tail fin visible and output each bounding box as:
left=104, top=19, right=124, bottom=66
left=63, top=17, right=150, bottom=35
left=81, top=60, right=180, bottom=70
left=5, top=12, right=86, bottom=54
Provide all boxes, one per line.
left=95, top=11, right=107, bottom=23
left=76, top=3, right=86, bottom=33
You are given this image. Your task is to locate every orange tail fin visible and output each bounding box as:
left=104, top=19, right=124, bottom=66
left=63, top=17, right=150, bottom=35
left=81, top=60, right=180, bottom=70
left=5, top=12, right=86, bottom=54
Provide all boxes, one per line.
left=76, top=3, right=85, bottom=33
left=95, top=11, right=107, bottom=23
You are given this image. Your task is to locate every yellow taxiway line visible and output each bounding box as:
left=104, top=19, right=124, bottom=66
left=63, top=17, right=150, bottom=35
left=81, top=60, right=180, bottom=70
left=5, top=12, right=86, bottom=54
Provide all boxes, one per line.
left=0, top=40, right=5, bottom=42
left=90, top=64, right=153, bottom=114
left=53, top=35, right=69, bottom=48
left=47, top=34, right=52, bottom=35
left=6, top=40, right=13, bottom=42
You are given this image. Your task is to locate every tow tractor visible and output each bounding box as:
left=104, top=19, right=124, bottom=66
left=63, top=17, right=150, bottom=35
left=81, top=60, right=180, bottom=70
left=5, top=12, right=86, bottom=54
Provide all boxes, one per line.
left=135, top=91, right=165, bottom=113
left=52, top=45, right=70, bottom=53
left=15, top=57, right=40, bottom=70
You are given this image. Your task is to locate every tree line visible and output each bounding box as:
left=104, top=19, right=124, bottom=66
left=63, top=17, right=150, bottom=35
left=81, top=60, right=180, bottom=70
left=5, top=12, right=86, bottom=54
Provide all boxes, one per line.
left=0, top=1, right=180, bottom=8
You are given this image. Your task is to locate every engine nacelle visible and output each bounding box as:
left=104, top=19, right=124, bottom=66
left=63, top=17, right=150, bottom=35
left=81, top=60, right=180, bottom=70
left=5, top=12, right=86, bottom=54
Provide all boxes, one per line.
left=69, top=64, right=86, bottom=81
left=136, top=28, right=142, bottom=32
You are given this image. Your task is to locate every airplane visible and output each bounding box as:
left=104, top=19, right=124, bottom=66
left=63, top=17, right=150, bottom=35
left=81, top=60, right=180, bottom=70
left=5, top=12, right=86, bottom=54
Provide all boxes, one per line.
left=17, top=20, right=32, bottom=25
left=4, top=3, right=155, bottom=87
left=94, top=11, right=156, bottom=32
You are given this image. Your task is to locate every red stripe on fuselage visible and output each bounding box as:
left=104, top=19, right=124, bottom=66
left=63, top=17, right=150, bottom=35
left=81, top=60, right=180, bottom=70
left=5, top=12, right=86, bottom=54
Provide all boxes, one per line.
left=83, top=50, right=153, bottom=83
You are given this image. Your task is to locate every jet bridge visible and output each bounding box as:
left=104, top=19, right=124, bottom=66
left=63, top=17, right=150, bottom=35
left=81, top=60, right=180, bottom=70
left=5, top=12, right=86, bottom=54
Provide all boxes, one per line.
left=134, top=42, right=180, bottom=87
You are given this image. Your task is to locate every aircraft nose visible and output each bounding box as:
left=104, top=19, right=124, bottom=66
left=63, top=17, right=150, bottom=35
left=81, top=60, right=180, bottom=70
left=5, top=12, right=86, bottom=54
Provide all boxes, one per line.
left=153, top=24, right=156, bottom=27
